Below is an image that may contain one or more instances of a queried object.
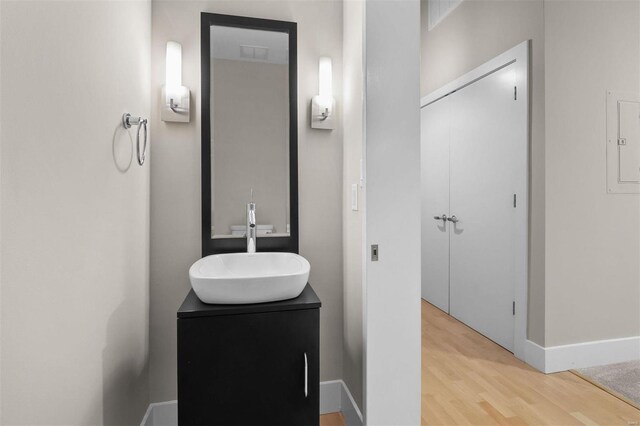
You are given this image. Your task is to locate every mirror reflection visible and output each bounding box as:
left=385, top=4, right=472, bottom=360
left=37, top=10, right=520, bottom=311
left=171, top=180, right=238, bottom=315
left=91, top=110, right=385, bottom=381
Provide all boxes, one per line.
left=210, top=25, right=290, bottom=239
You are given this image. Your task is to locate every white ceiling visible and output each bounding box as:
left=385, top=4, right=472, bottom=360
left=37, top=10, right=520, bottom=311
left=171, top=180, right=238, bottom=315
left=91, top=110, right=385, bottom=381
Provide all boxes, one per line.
left=211, top=25, right=289, bottom=65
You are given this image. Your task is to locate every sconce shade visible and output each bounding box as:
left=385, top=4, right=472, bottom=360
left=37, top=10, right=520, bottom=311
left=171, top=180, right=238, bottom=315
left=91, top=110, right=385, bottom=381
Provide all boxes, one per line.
left=318, top=56, right=332, bottom=107
left=311, top=56, right=335, bottom=130
left=166, top=41, right=182, bottom=102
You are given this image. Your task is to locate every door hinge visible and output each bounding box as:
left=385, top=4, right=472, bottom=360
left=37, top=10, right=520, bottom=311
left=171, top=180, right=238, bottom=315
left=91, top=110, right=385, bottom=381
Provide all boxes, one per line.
left=514, top=86, right=517, bottom=100
left=513, top=301, right=516, bottom=315
left=513, top=194, right=517, bottom=208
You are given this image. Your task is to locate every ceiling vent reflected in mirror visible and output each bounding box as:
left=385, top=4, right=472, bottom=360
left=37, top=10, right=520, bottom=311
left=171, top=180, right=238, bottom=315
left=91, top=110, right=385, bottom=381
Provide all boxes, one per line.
left=239, top=45, right=269, bottom=61
left=211, top=25, right=288, bottom=64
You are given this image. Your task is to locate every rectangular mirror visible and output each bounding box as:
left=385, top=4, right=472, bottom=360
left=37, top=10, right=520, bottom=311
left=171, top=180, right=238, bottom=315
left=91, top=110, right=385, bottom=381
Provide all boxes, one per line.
left=201, top=13, right=298, bottom=255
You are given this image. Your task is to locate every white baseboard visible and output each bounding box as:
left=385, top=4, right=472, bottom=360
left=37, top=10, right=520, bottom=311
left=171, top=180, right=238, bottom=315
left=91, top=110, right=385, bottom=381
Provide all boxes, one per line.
left=141, top=380, right=363, bottom=426
left=319, top=380, right=342, bottom=414
left=141, top=400, right=177, bottom=426
left=321, top=380, right=363, bottom=426
left=525, top=336, right=640, bottom=374
left=340, top=381, right=363, bottom=426
left=524, top=339, right=547, bottom=372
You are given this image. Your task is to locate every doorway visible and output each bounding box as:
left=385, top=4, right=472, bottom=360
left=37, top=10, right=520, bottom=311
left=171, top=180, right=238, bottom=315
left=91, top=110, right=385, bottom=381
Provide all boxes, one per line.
left=420, top=42, right=529, bottom=357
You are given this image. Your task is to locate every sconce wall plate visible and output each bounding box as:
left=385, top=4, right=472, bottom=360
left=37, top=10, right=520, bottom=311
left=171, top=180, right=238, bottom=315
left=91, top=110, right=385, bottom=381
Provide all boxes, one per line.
left=311, top=95, right=336, bottom=130
left=161, top=86, right=190, bottom=123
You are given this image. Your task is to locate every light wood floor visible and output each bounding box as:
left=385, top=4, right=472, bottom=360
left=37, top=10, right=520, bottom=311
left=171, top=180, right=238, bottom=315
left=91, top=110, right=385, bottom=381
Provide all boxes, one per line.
left=422, top=300, right=640, bottom=425
left=321, top=301, right=640, bottom=425
left=320, top=411, right=345, bottom=426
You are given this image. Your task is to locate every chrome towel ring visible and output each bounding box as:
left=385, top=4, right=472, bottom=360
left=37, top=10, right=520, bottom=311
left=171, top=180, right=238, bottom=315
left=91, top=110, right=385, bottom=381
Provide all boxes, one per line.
left=122, top=113, right=148, bottom=166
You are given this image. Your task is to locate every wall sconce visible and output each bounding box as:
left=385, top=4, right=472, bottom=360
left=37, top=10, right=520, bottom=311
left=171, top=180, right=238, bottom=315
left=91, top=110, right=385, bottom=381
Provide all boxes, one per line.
left=161, top=41, right=190, bottom=123
left=311, top=56, right=335, bottom=130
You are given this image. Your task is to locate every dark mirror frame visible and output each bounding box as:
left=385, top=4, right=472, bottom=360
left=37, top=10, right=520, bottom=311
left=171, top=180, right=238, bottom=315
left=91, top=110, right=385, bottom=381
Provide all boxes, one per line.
left=201, top=13, right=299, bottom=256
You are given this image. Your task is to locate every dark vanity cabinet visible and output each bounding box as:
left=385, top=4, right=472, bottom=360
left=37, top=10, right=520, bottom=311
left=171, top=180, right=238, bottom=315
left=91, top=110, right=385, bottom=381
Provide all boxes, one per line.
left=177, top=284, right=321, bottom=426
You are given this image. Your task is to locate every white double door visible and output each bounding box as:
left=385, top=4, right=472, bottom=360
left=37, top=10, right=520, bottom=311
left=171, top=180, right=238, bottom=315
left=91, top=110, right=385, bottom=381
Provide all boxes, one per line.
left=421, top=64, right=526, bottom=352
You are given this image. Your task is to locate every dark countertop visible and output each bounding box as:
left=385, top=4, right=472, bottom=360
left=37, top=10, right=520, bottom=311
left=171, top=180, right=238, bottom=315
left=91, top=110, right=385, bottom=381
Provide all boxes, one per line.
left=177, top=283, right=321, bottom=319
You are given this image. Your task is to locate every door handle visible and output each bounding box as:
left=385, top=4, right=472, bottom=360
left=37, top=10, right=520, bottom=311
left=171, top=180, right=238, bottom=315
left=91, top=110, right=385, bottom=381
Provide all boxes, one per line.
left=304, top=352, right=308, bottom=398
left=433, top=214, right=447, bottom=222
left=447, top=215, right=459, bottom=223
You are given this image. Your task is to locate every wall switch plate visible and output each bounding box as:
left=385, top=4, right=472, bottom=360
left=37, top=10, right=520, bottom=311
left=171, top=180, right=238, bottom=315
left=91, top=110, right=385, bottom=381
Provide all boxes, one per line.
left=351, top=184, right=358, bottom=211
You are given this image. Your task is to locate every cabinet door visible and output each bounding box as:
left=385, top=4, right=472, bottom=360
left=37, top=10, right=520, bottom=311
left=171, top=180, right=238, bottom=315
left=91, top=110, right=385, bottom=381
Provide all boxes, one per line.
left=421, top=95, right=452, bottom=312
left=178, top=309, right=319, bottom=426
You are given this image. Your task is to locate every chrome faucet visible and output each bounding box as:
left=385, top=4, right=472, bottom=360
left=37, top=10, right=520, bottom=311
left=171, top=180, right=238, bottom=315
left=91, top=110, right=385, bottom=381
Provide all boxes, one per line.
left=247, top=192, right=256, bottom=253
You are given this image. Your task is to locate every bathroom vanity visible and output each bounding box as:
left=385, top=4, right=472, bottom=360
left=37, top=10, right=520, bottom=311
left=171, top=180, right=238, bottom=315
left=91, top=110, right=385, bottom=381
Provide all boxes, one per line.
left=177, top=284, right=321, bottom=425
left=181, top=11, right=316, bottom=425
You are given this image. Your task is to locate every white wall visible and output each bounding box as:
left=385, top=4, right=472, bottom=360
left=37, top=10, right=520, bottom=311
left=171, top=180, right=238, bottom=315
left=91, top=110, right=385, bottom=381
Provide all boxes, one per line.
left=0, top=1, right=151, bottom=424
left=364, top=0, right=422, bottom=424
left=149, top=0, right=344, bottom=402
left=342, top=0, right=364, bottom=410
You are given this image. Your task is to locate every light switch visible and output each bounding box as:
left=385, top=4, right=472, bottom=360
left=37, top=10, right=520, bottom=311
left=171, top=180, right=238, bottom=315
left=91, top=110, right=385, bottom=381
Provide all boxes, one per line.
left=351, top=184, right=358, bottom=211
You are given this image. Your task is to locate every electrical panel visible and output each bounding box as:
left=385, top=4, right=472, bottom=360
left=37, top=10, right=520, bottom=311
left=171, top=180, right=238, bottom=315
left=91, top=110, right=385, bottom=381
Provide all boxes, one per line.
left=607, top=91, right=640, bottom=193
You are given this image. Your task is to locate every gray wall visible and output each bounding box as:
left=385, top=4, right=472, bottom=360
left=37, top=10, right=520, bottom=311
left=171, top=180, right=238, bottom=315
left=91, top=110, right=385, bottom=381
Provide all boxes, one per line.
left=421, top=0, right=546, bottom=344
left=342, top=0, right=364, bottom=410
left=422, top=0, right=640, bottom=347
left=211, top=58, right=289, bottom=236
left=544, top=0, right=640, bottom=346
left=0, top=1, right=151, bottom=423
left=150, top=0, right=344, bottom=402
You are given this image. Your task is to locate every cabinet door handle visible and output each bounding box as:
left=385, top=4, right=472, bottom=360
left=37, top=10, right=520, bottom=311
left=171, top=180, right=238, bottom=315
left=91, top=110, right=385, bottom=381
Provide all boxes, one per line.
left=304, top=352, right=308, bottom=398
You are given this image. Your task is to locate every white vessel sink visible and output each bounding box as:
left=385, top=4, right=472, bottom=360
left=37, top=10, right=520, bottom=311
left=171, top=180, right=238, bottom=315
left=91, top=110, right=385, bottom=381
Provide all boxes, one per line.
left=189, top=252, right=311, bottom=304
